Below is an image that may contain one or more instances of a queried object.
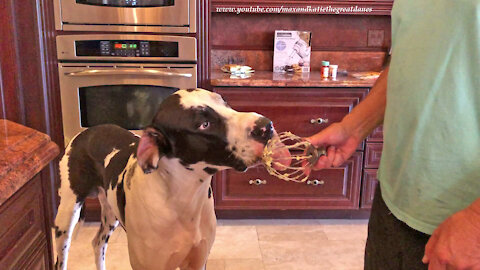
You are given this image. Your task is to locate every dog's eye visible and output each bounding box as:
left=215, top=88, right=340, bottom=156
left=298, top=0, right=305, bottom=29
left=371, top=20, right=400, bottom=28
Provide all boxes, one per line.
left=199, top=121, right=210, bottom=130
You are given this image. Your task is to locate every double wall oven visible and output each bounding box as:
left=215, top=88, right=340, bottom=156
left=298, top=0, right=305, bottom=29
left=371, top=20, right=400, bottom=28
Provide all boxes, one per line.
left=57, top=35, right=197, bottom=143
left=54, top=0, right=196, bottom=33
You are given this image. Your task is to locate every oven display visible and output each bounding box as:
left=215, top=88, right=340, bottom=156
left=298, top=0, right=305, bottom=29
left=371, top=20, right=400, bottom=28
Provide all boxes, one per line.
left=101, top=41, right=150, bottom=57
left=75, top=40, right=179, bottom=58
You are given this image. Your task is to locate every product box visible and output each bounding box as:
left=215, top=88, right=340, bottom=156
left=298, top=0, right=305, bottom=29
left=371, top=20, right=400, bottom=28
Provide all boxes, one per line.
left=273, top=30, right=311, bottom=73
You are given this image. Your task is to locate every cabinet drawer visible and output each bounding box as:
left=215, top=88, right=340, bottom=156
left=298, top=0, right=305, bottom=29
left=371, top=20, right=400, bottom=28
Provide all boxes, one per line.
left=365, top=143, right=383, bottom=168
left=361, top=169, right=379, bottom=209
left=0, top=177, right=46, bottom=269
left=216, top=88, right=368, bottom=149
left=214, top=152, right=363, bottom=210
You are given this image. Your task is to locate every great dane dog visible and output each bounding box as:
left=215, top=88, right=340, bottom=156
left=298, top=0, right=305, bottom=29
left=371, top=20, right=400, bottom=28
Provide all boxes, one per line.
left=54, top=89, right=279, bottom=270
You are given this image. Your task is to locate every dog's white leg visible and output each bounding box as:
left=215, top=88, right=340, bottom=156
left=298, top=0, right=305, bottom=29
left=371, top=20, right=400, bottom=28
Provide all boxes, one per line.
left=54, top=187, right=83, bottom=270
left=92, top=188, right=119, bottom=270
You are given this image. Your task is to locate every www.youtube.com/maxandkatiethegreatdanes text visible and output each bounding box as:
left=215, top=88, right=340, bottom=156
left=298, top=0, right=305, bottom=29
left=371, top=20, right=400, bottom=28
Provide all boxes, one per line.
left=215, top=6, right=374, bottom=15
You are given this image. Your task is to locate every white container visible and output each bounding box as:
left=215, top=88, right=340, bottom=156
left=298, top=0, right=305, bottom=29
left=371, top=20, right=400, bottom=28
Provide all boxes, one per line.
left=330, top=65, right=338, bottom=79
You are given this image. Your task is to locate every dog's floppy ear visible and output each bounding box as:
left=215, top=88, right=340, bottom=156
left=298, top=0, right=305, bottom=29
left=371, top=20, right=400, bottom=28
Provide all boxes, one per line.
left=137, top=127, right=167, bottom=174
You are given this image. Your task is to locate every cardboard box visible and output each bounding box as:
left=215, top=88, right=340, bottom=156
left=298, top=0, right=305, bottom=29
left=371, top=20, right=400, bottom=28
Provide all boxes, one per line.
left=273, top=30, right=311, bottom=73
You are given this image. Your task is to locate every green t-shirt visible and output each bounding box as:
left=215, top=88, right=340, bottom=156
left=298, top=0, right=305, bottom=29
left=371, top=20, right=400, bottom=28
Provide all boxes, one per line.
left=378, top=0, right=480, bottom=235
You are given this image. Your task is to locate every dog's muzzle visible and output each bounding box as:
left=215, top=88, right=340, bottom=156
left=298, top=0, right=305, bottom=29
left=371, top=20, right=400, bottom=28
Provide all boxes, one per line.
left=250, top=117, right=274, bottom=145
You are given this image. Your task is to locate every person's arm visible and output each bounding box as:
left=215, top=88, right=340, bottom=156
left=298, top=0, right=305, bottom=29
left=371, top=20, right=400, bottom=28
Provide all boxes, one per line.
left=342, top=66, right=389, bottom=140
left=423, top=198, right=480, bottom=269
left=307, top=66, right=389, bottom=169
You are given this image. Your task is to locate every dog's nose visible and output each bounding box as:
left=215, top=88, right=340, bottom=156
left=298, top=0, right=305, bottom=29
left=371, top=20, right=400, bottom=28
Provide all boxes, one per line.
left=251, top=117, right=274, bottom=144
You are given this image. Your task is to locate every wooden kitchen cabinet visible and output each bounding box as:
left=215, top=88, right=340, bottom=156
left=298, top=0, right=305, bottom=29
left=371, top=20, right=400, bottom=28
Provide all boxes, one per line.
left=362, top=129, right=383, bottom=209
left=365, top=143, right=383, bottom=169
left=361, top=169, right=379, bottom=209
left=0, top=177, right=51, bottom=269
left=213, top=87, right=372, bottom=215
left=0, top=120, right=59, bottom=269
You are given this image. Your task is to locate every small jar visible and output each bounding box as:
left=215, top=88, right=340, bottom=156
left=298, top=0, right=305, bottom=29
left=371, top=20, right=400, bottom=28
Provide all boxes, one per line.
left=321, top=61, right=330, bottom=78
left=330, top=65, right=338, bottom=79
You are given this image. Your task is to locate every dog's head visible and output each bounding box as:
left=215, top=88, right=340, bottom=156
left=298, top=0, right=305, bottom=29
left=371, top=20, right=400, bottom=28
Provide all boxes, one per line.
left=136, top=88, right=276, bottom=174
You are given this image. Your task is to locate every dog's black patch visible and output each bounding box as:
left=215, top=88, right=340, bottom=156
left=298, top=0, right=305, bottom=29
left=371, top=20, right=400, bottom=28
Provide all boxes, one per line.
left=185, top=167, right=194, bottom=171
left=66, top=125, right=138, bottom=202
left=208, top=187, right=212, bottom=199
left=54, top=226, right=60, bottom=238
left=203, top=167, right=218, bottom=175
left=54, top=226, right=67, bottom=238
left=150, top=94, right=248, bottom=171
left=199, top=179, right=204, bottom=183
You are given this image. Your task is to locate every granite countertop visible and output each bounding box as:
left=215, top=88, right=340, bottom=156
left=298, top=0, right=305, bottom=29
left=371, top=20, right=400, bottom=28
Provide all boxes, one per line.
left=0, top=119, right=59, bottom=206
left=210, top=70, right=378, bottom=88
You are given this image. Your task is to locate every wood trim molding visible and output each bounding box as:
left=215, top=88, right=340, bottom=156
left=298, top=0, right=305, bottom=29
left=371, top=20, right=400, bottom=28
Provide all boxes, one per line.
left=212, top=0, right=393, bottom=16
left=197, top=0, right=211, bottom=89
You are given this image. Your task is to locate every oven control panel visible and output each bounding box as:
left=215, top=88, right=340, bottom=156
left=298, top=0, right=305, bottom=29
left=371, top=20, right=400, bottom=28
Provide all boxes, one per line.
left=75, top=40, right=179, bottom=58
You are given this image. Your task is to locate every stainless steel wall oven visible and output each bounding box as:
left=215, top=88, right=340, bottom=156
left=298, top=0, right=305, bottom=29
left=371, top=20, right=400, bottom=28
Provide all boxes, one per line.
left=54, top=0, right=196, bottom=33
left=57, top=35, right=197, bottom=143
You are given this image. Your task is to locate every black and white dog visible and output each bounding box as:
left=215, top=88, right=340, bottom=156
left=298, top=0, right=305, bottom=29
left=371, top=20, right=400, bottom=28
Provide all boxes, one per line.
left=55, top=89, right=278, bottom=270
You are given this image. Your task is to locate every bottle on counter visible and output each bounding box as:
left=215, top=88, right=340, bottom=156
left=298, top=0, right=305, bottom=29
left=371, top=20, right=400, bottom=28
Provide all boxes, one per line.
left=321, top=61, right=330, bottom=78
left=330, top=65, right=338, bottom=79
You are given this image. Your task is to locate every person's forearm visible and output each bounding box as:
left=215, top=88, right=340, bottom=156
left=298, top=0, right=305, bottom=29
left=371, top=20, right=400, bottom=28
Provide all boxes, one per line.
left=341, top=66, right=389, bottom=140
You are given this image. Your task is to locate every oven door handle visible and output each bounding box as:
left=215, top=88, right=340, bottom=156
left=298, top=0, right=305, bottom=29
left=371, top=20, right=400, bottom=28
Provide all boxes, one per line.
left=64, top=69, right=193, bottom=78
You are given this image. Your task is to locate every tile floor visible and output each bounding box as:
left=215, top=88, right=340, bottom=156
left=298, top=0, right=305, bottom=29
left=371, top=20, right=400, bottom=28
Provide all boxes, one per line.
left=55, top=219, right=368, bottom=270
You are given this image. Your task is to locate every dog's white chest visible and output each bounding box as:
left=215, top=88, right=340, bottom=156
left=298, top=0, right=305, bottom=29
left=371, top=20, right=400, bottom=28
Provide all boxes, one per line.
left=122, top=164, right=215, bottom=270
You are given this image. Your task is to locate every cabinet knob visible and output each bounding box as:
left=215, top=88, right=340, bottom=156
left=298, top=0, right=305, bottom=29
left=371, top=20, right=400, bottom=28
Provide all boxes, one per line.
left=310, top=118, right=329, bottom=125
left=249, top=179, right=267, bottom=186
left=307, top=179, right=325, bottom=186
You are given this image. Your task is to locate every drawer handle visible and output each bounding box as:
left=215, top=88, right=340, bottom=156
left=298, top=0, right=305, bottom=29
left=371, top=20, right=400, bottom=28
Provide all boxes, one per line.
left=249, top=179, right=267, bottom=186
left=307, top=179, right=325, bottom=186
left=310, top=118, right=329, bottom=125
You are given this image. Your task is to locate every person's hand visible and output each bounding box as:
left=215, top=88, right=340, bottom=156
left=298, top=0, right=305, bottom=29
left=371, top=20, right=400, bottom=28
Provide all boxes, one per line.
left=423, top=202, right=480, bottom=270
left=305, top=122, right=362, bottom=170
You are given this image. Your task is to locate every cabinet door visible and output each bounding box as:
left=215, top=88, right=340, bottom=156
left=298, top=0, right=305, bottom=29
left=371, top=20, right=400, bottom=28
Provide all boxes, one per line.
left=214, top=152, right=363, bottom=210
left=361, top=169, right=379, bottom=209
left=0, top=177, right=50, bottom=269
left=365, top=143, right=383, bottom=169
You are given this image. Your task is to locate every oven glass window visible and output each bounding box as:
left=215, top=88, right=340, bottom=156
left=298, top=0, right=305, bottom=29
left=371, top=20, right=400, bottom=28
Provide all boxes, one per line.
left=76, top=0, right=174, bottom=8
left=79, top=85, right=178, bottom=130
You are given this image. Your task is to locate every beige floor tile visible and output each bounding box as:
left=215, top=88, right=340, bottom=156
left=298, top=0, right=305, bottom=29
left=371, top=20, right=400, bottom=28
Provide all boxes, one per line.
left=224, top=259, right=264, bottom=270
left=321, top=224, right=368, bottom=241
left=209, top=226, right=262, bottom=260
left=323, top=240, right=366, bottom=270
left=207, top=259, right=226, bottom=270
left=259, top=240, right=334, bottom=270
left=256, top=225, right=328, bottom=242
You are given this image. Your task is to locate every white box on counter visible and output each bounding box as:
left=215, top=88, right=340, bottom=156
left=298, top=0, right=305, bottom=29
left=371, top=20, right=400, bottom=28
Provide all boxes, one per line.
left=273, top=30, right=311, bottom=73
